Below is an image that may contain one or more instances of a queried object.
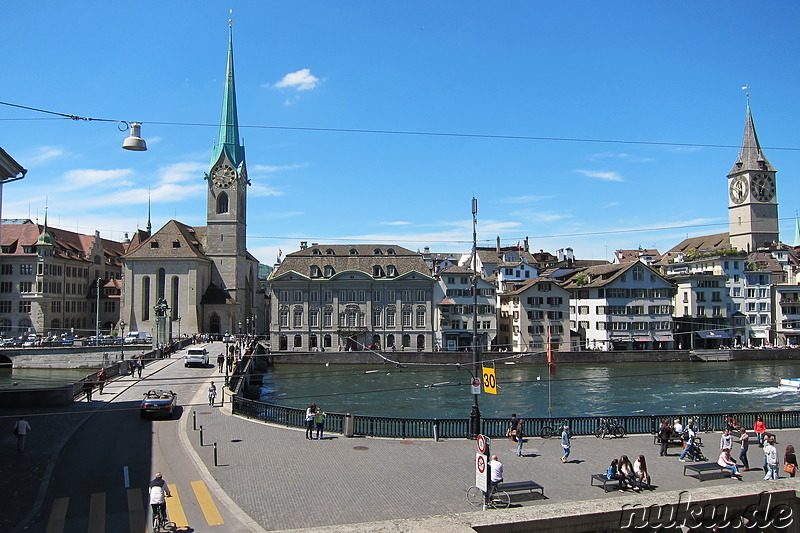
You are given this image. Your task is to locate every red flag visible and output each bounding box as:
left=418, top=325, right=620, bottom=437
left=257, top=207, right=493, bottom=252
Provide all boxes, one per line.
left=547, top=324, right=556, bottom=375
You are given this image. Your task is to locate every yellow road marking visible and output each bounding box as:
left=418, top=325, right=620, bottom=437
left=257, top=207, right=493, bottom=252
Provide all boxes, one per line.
left=190, top=480, right=224, bottom=526
left=126, top=488, right=145, bottom=533
left=88, top=492, right=105, bottom=533
left=45, top=497, right=69, bottom=533
left=166, top=483, right=188, bottom=529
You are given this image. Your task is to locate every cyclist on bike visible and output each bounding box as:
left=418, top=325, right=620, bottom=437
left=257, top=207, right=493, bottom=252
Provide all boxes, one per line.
left=149, top=473, right=171, bottom=525
left=208, top=381, right=217, bottom=406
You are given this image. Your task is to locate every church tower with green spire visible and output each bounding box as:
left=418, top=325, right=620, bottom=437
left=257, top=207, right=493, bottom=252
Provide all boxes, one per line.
left=205, top=26, right=250, bottom=307
left=727, top=100, right=779, bottom=252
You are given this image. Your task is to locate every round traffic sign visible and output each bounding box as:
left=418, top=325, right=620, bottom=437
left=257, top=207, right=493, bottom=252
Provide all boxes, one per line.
left=477, top=434, right=487, bottom=454
left=476, top=453, right=486, bottom=473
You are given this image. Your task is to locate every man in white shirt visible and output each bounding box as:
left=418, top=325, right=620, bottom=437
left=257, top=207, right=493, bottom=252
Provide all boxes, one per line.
left=764, top=438, right=779, bottom=480
left=14, top=417, right=31, bottom=453
left=489, top=455, right=503, bottom=492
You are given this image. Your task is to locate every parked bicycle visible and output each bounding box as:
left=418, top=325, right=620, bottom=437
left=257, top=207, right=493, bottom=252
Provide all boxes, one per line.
left=466, top=485, right=510, bottom=509
left=595, top=418, right=626, bottom=439
left=539, top=419, right=567, bottom=439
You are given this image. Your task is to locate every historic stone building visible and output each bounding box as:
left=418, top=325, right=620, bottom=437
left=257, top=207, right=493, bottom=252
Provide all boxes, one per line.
left=267, top=243, right=436, bottom=351
left=120, top=30, right=263, bottom=337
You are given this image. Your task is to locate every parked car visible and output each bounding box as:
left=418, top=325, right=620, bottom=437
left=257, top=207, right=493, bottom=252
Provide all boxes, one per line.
left=184, top=347, right=209, bottom=367
left=140, top=389, right=178, bottom=418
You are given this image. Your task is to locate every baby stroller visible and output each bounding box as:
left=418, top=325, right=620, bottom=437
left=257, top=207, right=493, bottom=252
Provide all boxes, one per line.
left=684, top=442, right=707, bottom=462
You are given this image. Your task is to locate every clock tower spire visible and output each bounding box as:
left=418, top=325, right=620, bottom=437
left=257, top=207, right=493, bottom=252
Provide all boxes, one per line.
left=727, top=99, right=779, bottom=252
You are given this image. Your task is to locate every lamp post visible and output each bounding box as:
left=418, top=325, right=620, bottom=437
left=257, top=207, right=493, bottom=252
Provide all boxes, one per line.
left=95, top=277, right=101, bottom=345
left=470, top=197, right=481, bottom=439
left=119, top=319, right=126, bottom=360
left=224, top=330, right=230, bottom=386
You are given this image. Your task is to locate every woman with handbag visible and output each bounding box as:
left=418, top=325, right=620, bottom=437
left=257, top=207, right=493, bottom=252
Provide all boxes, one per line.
left=506, top=414, right=519, bottom=442
left=784, top=445, right=798, bottom=478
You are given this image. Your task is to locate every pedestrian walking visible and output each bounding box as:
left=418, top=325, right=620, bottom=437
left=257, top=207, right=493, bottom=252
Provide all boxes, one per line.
left=217, top=353, right=224, bottom=372
left=96, top=369, right=108, bottom=394
left=561, top=424, right=571, bottom=463
left=305, top=403, right=316, bottom=440
left=784, top=445, right=798, bottom=478
left=506, top=413, right=519, bottom=442
left=82, top=378, right=94, bottom=402
left=754, top=416, right=767, bottom=447
left=314, top=407, right=326, bottom=440
left=739, top=428, right=750, bottom=470
left=13, top=417, right=31, bottom=453
left=208, top=381, right=217, bottom=407
left=678, top=422, right=697, bottom=462
left=764, top=437, right=779, bottom=480
left=226, top=354, right=233, bottom=373
left=515, top=419, right=525, bottom=457
left=658, top=418, right=672, bottom=456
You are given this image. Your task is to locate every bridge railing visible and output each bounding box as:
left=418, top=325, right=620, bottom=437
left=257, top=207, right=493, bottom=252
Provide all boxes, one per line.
left=231, top=396, right=800, bottom=439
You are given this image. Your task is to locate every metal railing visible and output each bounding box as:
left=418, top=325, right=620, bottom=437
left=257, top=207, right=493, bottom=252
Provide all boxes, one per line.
left=231, top=396, right=800, bottom=439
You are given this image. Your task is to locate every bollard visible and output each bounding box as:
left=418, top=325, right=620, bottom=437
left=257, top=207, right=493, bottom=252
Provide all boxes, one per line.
left=200, top=425, right=204, bottom=446
left=192, top=410, right=197, bottom=431
left=433, top=419, right=439, bottom=442
left=213, top=442, right=218, bottom=466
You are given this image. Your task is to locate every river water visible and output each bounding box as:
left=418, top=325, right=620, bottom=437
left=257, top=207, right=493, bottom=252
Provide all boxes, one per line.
left=259, top=360, right=800, bottom=419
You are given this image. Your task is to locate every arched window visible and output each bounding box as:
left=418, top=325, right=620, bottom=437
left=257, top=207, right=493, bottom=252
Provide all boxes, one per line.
left=349, top=248, right=359, bottom=255
left=294, top=334, right=303, bottom=348
left=157, top=268, right=166, bottom=299
left=402, top=334, right=411, bottom=348
left=171, top=276, right=179, bottom=320
left=416, top=307, right=426, bottom=327
left=323, top=334, right=332, bottom=348
left=373, top=248, right=383, bottom=255
left=312, top=249, right=321, bottom=255
left=217, top=192, right=229, bottom=214
left=209, top=313, right=221, bottom=334
left=326, top=249, right=335, bottom=255
left=387, top=334, right=395, bottom=349
left=387, top=248, right=396, bottom=255
left=310, top=265, right=321, bottom=278
left=417, top=334, right=425, bottom=351
left=309, top=335, right=318, bottom=349
left=324, top=265, right=335, bottom=277
left=142, top=276, right=151, bottom=320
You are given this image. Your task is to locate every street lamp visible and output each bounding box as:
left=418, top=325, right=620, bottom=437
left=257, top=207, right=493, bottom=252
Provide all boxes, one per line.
left=470, top=197, right=481, bottom=439
left=119, top=319, right=126, bottom=361
left=224, top=330, right=230, bottom=386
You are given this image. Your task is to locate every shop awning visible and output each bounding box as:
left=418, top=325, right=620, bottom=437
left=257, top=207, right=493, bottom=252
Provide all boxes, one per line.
left=634, top=334, right=652, bottom=342
left=654, top=334, right=674, bottom=342
left=696, top=330, right=731, bottom=339
left=750, top=331, right=768, bottom=339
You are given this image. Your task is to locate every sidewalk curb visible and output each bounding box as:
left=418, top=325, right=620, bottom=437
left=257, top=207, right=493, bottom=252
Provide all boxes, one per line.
left=180, top=378, right=268, bottom=533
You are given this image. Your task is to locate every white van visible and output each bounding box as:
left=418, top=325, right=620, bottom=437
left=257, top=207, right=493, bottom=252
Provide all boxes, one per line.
left=124, top=331, right=150, bottom=344
left=184, top=347, right=209, bottom=367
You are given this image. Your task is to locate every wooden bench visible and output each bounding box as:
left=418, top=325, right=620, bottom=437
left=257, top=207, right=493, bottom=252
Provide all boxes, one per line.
left=653, top=435, right=702, bottom=447
left=496, top=480, right=545, bottom=498
left=590, top=473, right=619, bottom=492
left=682, top=462, right=728, bottom=481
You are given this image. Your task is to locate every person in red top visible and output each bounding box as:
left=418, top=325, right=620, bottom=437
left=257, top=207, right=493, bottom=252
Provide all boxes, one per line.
left=754, top=416, right=767, bottom=448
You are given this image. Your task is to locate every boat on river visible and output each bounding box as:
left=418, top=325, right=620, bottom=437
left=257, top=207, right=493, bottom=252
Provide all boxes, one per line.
left=779, top=378, right=800, bottom=389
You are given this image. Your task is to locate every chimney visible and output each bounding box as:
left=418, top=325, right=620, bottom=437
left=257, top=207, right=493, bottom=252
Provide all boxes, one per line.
left=557, top=248, right=564, bottom=262
left=524, top=237, right=529, bottom=252
left=300, top=241, right=308, bottom=250
left=496, top=236, right=501, bottom=253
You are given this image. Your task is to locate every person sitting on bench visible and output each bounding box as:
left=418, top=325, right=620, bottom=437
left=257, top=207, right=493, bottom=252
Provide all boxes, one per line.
left=718, top=448, right=742, bottom=480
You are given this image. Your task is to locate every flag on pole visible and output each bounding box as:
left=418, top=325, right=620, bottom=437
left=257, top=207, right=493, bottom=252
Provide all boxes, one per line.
left=277, top=248, right=283, bottom=264
left=547, top=323, right=556, bottom=375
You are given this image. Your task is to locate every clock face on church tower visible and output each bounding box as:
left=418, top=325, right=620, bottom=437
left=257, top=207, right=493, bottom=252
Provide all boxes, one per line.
left=212, top=164, right=236, bottom=188
left=751, top=173, right=776, bottom=202
left=729, top=176, right=748, bottom=204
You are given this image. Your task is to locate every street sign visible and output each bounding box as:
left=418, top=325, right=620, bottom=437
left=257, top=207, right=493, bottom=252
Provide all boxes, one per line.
left=471, top=377, right=481, bottom=394
left=475, top=452, right=488, bottom=492
left=482, top=366, right=497, bottom=394
left=476, top=434, right=490, bottom=454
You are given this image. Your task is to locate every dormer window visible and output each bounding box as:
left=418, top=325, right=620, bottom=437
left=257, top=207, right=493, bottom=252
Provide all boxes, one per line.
left=172, top=241, right=181, bottom=248
left=312, top=249, right=321, bottom=255
left=310, top=265, right=321, bottom=278
left=387, top=265, right=397, bottom=277
left=374, top=248, right=383, bottom=255
left=387, top=248, right=396, bottom=255
left=349, top=248, right=359, bottom=255
left=373, top=265, right=384, bottom=277
left=326, top=249, right=335, bottom=255
left=324, top=265, right=335, bottom=277
left=150, top=241, right=159, bottom=249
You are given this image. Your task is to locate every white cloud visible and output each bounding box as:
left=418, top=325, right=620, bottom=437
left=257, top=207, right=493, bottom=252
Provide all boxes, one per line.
left=379, top=221, right=411, bottom=226
left=273, top=69, right=320, bottom=91
left=62, top=168, right=133, bottom=190
left=159, top=162, right=206, bottom=184
left=250, top=163, right=309, bottom=174
left=575, top=169, right=623, bottom=182
left=26, top=146, right=69, bottom=166
left=249, top=183, right=284, bottom=197
left=588, top=152, right=654, bottom=163
left=501, top=194, right=553, bottom=204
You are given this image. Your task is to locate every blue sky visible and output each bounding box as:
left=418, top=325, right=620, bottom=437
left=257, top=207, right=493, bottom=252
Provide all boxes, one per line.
left=3, top=2, right=800, bottom=266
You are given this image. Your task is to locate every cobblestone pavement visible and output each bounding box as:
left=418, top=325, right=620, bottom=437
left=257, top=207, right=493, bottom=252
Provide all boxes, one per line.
left=188, top=377, right=800, bottom=532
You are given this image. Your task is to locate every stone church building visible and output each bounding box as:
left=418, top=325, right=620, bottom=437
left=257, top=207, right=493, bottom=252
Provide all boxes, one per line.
left=120, top=30, right=263, bottom=337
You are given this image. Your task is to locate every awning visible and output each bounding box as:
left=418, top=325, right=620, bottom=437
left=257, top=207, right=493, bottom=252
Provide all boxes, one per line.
left=696, top=330, right=731, bottom=339
left=654, top=334, right=674, bottom=342
left=750, top=331, right=768, bottom=339
left=634, top=334, right=652, bottom=342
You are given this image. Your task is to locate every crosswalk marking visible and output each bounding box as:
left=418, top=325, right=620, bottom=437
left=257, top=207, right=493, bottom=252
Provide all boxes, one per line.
left=88, top=492, right=105, bottom=533
left=45, top=480, right=225, bottom=531
left=166, top=483, right=188, bottom=529
left=126, top=488, right=145, bottom=533
left=191, top=480, right=224, bottom=526
left=46, top=497, right=68, bottom=533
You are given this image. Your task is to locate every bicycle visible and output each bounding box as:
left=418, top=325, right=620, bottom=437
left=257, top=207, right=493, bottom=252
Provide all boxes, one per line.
left=152, top=503, right=169, bottom=532
left=595, top=418, right=626, bottom=439
left=539, top=419, right=566, bottom=439
left=466, top=485, right=510, bottom=509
